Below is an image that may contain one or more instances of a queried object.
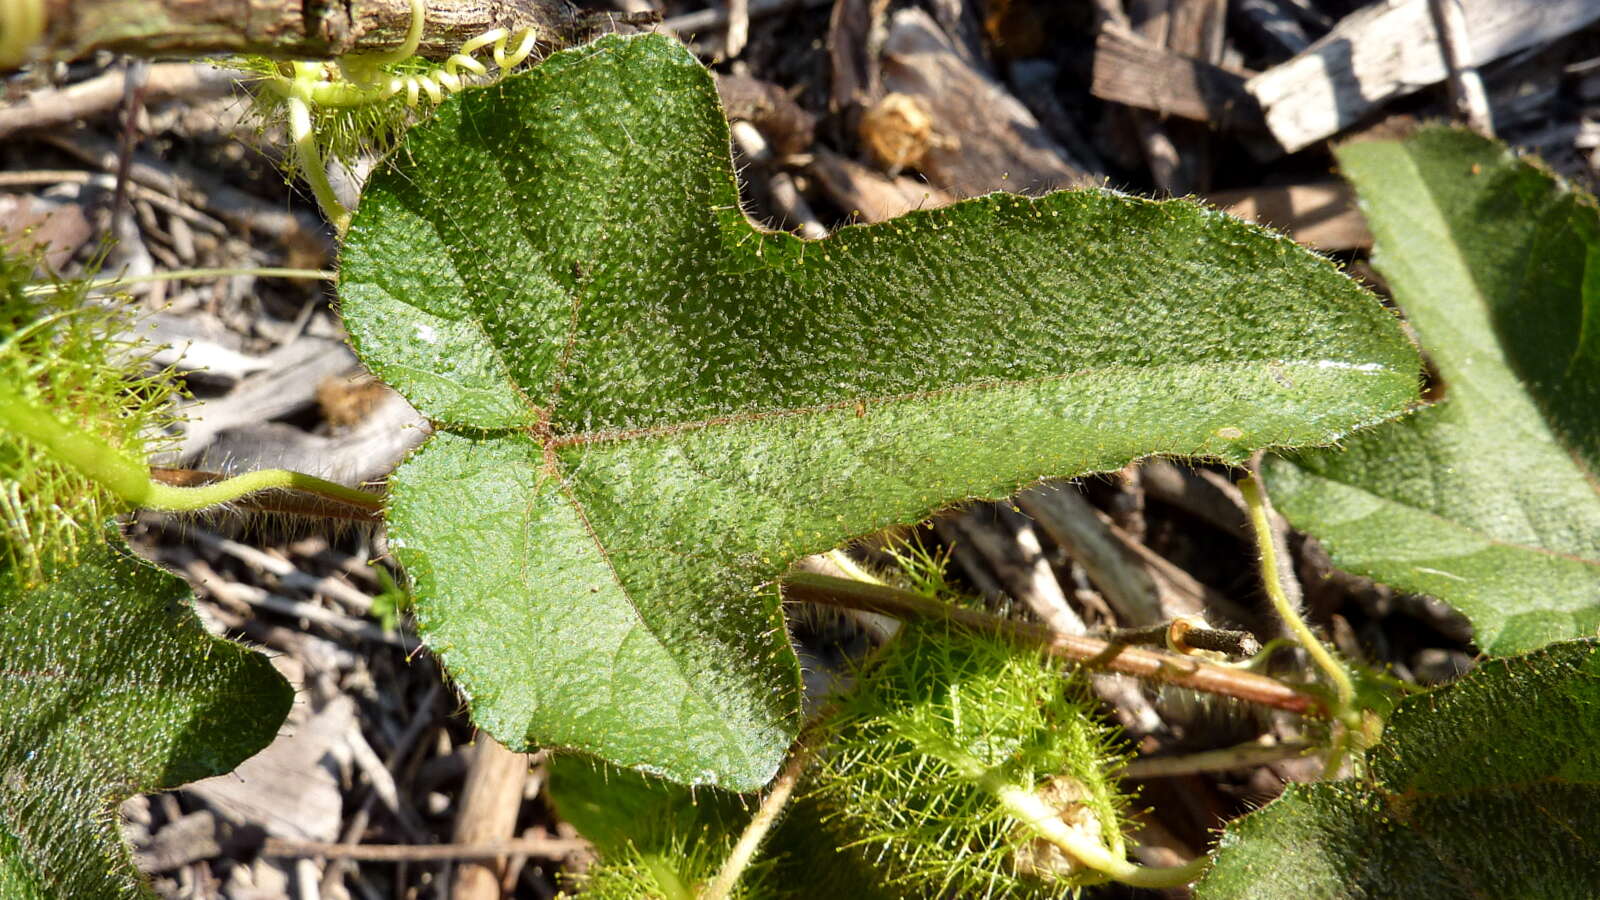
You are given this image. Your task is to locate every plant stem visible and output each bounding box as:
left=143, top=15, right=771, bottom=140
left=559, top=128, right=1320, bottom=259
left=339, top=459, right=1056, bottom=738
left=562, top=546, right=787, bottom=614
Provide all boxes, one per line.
left=0, top=384, right=382, bottom=516
left=150, top=467, right=383, bottom=521
left=982, top=773, right=1208, bottom=888
left=261, top=835, right=590, bottom=861
left=102, top=266, right=336, bottom=287
left=1098, top=618, right=1261, bottom=657
left=699, top=740, right=811, bottom=900
left=1122, top=739, right=1316, bottom=779
left=285, top=85, right=352, bottom=234
left=1237, top=474, right=1356, bottom=722
left=784, top=571, right=1324, bottom=716
left=143, top=468, right=381, bottom=512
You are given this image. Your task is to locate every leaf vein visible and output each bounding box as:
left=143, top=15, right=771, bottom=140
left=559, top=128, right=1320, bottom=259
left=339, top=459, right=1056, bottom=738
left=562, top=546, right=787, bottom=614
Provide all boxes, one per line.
left=1313, top=472, right=1600, bottom=569
left=553, top=475, right=752, bottom=769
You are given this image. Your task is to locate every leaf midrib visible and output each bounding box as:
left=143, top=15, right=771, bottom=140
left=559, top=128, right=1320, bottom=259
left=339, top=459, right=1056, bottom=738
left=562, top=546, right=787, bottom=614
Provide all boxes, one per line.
left=543, top=358, right=1409, bottom=447
left=535, top=353, right=1406, bottom=776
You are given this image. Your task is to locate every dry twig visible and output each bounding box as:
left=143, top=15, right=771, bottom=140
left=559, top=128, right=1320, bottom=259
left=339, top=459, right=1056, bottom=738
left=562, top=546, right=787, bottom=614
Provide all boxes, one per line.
left=785, top=571, right=1324, bottom=716
left=263, top=836, right=588, bottom=861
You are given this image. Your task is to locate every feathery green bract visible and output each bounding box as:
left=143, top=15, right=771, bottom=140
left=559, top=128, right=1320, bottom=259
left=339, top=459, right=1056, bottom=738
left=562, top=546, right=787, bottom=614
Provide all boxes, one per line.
left=811, top=623, right=1125, bottom=899
left=338, top=33, right=1419, bottom=789
left=548, top=755, right=760, bottom=899
left=1266, top=128, right=1600, bottom=655
left=0, top=540, right=292, bottom=898
left=549, top=755, right=894, bottom=900
left=1197, top=639, right=1600, bottom=898
left=0, top=248, right=177, bottom=584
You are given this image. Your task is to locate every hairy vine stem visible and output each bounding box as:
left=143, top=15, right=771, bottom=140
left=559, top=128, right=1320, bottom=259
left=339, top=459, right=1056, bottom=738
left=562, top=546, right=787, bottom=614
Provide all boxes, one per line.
left=699, top=737, right=814, bottom=900
left=0, top=383, right=382, bottom=517
left=783, top=572, right=1325, bottom=716
left=149, top=468, right=384, bottom=521
left=982, top=773, right=1209, bottom=887
left=1237, top=474, right=1357, bottom=724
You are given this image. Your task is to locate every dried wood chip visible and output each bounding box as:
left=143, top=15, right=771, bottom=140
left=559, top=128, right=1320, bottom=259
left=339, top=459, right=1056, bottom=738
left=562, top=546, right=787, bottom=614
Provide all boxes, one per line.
left=1247, top=0, right=1600, bottom=153
left=714, top=72, right=816, bottom=157
left=185, top=690, right=355, bottom=843
left=808, top=147, right=952, bottom=224
left=1207, top=181, right=1370, bottom=251
left=0, top=195, right=93, bottom=269
left=879, top=8, right=1086, bottom=195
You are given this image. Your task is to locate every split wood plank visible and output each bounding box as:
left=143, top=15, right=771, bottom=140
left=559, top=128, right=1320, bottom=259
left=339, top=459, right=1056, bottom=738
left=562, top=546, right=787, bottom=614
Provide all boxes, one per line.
left=1121, top=0, right=1231, bottom=194
left=1091, top=28, right=1262, bottom=130
left=1247, top=0, right=1600, bottom=153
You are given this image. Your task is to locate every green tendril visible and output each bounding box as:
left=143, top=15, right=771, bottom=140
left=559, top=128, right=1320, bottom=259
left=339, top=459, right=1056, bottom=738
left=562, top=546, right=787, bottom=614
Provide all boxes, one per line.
left=232, top=0, right=540, bottom=232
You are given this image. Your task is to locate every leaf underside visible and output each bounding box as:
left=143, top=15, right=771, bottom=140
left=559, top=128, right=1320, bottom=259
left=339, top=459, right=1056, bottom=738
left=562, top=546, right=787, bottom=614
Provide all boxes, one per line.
left=0, top=541, right=291, bottom=899
left=1198, top=639, right=1600, bottom=899
left=1266, top=128, right=1600, bottom=656
left=339, top=33, right=1419, bottom=788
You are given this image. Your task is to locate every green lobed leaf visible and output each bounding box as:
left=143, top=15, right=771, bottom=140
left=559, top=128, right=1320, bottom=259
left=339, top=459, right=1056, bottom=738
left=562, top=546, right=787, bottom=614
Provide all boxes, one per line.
left=339, top=33, right=1419, bottom=788
left=1266, top=127, right=1600, bottom=655
left=1196, top=639, right=1600, bottom=898
left=0, top=538, right=292, bottom=898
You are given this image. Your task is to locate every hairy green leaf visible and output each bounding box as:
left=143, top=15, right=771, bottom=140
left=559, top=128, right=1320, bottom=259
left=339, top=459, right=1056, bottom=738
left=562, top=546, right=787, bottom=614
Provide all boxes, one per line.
left=1267, top=128, right=1600, bottom=655
left=1197, top=639, right=1600, bottom=898
left=339, top=33, right=1419, bottom=788
left=0, top=539, right=292, bottom=898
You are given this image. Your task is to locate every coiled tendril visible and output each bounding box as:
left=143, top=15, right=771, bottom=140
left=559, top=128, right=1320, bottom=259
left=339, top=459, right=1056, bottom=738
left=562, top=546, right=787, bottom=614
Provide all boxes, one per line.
left=264, top=0, right=539, bottom=231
